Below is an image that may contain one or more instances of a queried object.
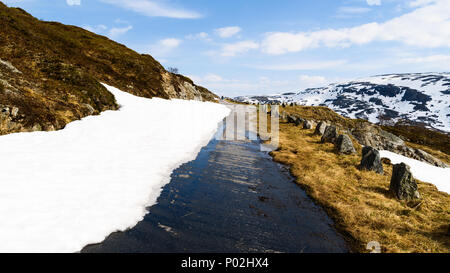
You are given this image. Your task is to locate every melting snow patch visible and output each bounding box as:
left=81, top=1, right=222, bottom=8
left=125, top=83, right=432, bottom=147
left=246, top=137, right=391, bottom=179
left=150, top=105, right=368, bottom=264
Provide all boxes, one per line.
left=380, top=150, right=450, bottom=194
left=0, top=84, right=230, bottom=252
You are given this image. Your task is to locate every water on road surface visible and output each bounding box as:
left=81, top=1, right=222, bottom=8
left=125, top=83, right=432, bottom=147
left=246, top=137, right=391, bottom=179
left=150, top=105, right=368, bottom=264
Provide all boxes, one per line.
left=83, top=110, right=348, bottom=253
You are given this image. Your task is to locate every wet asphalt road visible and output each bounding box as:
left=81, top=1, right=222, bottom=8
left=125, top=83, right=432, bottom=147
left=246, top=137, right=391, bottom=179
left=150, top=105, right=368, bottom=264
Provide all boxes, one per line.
left=82, top=119, right=348, bottom=253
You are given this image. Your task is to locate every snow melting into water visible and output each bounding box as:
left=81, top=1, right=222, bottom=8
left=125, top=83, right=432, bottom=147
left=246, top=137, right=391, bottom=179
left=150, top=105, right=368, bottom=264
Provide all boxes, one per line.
left=380, top=150, right=450, bottom=194
left=0, top=84, right=230, bottom=253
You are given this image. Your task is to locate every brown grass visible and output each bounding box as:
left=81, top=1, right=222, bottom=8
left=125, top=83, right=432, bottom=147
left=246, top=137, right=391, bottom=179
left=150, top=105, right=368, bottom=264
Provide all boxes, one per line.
left=269, top=120, right=450, bottom=253
left=382, top=125, right=450, bottom=155
left=405, top=142, right=450, bottom=166
left=279, top=105, right=369, bottom=129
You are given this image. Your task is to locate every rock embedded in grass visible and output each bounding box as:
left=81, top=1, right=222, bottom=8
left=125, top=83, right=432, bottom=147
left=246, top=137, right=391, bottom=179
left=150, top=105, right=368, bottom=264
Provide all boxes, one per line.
left=335, top=134, right=356, bottom=154
left=287, top=115, right=297, bottom=124
left=303, top=120, right=315, bottom=129
left=359, top=146, right=384, bottom=174
left=314, top=121, right=328, bottom=136
left=295, top=117, right=305, bottom=127
left=390, top=163, right=420, bottom=200
left=321, top=125, right=339, bottom=144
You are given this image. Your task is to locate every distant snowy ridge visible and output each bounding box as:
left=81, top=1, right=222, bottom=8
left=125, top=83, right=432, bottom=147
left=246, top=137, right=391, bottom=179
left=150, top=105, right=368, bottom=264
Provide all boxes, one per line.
left=0, top=84, right=230, bottom=252
left=235, top=73, right=450, bottom=132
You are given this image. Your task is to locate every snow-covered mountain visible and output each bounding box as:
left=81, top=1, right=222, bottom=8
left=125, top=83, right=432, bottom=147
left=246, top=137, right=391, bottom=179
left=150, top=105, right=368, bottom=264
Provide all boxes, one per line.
left=234, top=73, right=450, bottom=132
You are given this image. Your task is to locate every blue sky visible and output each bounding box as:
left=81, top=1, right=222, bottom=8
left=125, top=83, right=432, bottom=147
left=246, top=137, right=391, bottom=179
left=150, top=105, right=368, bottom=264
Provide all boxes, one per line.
left=4, top=0, right=450, bottom=97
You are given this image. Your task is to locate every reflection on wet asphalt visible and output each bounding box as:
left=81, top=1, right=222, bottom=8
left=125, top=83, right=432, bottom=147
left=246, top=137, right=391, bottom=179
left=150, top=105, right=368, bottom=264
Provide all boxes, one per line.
left=83, top=125, right=348, bottom=253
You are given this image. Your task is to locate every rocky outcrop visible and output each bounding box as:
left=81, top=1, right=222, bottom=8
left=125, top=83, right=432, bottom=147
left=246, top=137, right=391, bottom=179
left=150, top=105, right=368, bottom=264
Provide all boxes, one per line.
left=389, top=145, right=448, bottom=168
left=161, top=71, right=215, bottom=101
left=351, top=122, right=447, bottom=168
left=321, top=125, right=339, bottom=144
left=314, top=121, right=328, bottom=136
left=351, top=123, right=404, bottom=149
left=358, top=147, right=384, bottom=174
left=335, top=134, right=356, bottom=154
left=1, top=106, right=24, bottom=133
left=390, top=163, right=420, bottom=200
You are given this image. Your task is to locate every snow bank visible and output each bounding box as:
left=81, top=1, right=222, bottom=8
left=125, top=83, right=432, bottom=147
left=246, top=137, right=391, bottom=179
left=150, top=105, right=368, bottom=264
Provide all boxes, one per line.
left=0, top=84, right=230, bottom=252
left=380, top=150, right=450, bottom=194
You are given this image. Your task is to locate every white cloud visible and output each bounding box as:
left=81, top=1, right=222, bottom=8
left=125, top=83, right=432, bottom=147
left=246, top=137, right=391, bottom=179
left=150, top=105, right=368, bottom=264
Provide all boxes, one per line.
left=190, top=74, right=292, bottom=96
left=399, top=54, right=450, bottom=69
left=338, top=6, right=371, bottom=14
left=409, top=0, right=435, bottom=7
left=220, top=40, right=259, bottom=57
left=160, top=38, right=182, bottom=48
left=83, top=24, right=108, bottom=33
left=67, top=0, right=81, bottom=6
left=298, top=75, right=329, bottom=88
left=108, top=25, right=133, bottom=39
left=251, top=60, right=347, bottom=71
left=262, top=0, right=450, bottom=55
left=214, top=26, right=242, bottom=38
left=366, top=0, right=381, bottom=6
left=185, top=32, right=211, bottom=42
left=100, top=0, right=201, bottom=19
left=83, top=23, right=132, bottom=39
left=148, top=38, right=182, bottom=57
left=203, top=74, right=224, bottom=82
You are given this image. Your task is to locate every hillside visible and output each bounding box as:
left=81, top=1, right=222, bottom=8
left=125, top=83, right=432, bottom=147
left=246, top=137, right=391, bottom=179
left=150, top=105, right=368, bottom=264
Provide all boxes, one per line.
left=235, top=73, right=450, bottom=133
left=0, top=2, right=217, bottom=135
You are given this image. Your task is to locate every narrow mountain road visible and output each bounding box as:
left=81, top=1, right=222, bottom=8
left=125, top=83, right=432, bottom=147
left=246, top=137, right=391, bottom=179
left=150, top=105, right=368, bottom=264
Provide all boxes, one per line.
left=82, top=107, right=348, bottom=253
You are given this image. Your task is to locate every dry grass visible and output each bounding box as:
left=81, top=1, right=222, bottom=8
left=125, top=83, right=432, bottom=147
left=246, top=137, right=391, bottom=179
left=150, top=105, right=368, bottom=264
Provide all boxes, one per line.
left=279, top=105, right=369, bottom=129
left=405, top=141, right=450, bottom=165
left=269, top=121, right=450, bottom=253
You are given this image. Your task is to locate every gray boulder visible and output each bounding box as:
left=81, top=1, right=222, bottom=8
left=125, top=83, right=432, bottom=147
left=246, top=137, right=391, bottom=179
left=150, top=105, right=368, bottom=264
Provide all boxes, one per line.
left=351, top=123, right=404, bottom=150
left=321, top=125, right=339, bottom=144
left=359, top=146, right=384, bottom=174
left=287, top=115, right=297, bottom=124
left=295, top=117, right=305, bottom=126
left=303, top=120, right=314, bottom=129
left=390, top=163, right=420, bottom=200
left=335, top=134, right=356, bottom=154
left=314, top=121, right=327, bottom=136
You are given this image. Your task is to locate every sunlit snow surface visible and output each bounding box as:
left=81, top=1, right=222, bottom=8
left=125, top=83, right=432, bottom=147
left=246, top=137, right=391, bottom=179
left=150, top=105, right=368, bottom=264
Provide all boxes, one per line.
left=380, top=151, right=450, bottom=194
left=0, top=84, right=230, bottom=252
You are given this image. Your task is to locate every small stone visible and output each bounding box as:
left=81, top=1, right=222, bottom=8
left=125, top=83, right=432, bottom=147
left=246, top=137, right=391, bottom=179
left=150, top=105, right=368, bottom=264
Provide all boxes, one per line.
left=31, top=124, right=42, bottom=132
left=82, top=103, right=95, bottom=115
left=11, top=107, right=19, bottom=117
left=390, top=163, right=420, bottom=201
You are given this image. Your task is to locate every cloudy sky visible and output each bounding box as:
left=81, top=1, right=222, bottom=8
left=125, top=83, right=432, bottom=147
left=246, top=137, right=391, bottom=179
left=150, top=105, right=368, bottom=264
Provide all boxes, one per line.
left=4, top=0, right=450, bottom=97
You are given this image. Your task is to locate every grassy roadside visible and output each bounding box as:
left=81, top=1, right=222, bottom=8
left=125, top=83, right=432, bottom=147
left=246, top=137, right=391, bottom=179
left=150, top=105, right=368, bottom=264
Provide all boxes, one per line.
left=269, top=120, right=450, bottom=253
